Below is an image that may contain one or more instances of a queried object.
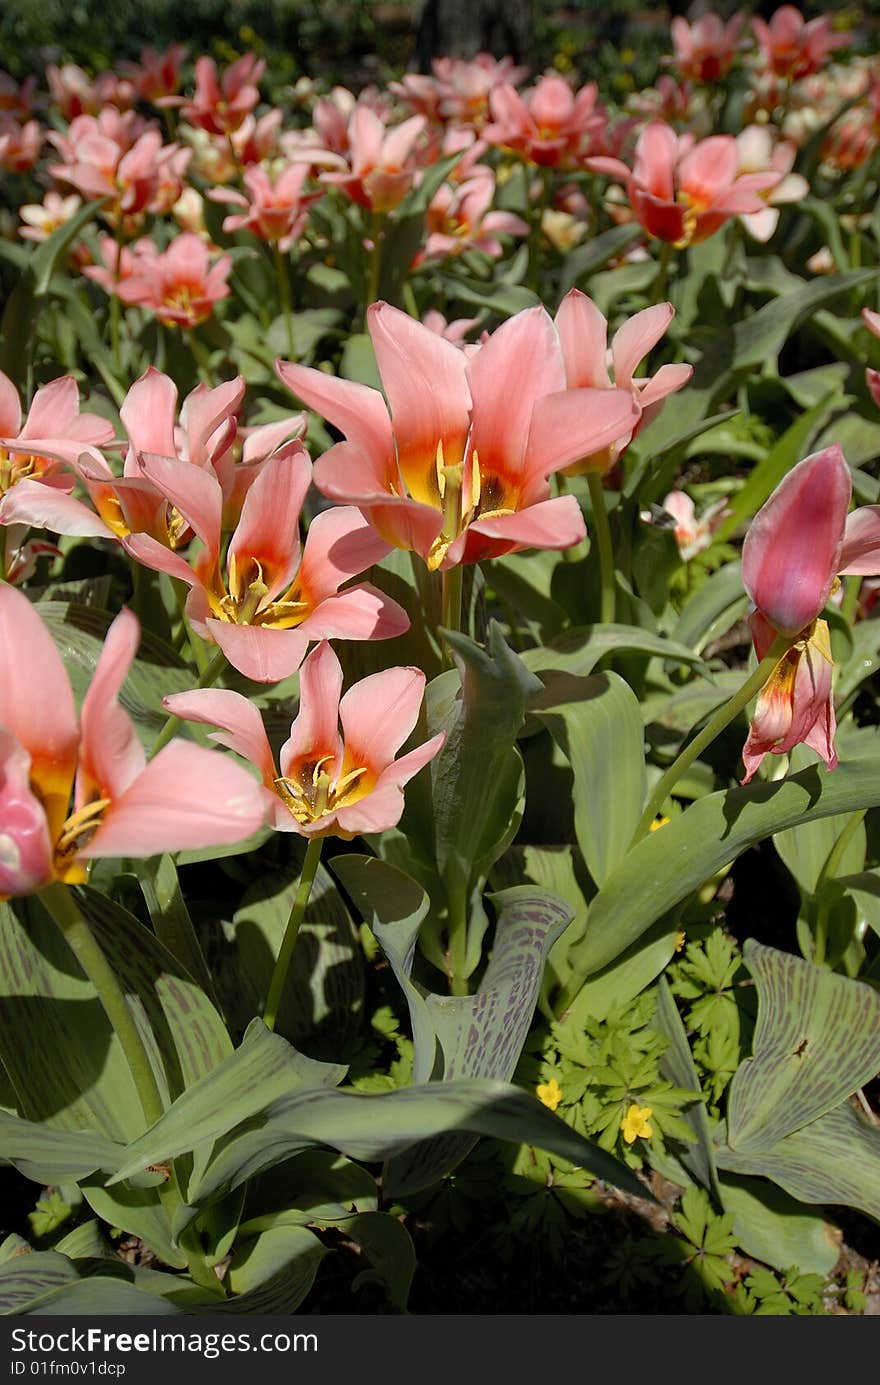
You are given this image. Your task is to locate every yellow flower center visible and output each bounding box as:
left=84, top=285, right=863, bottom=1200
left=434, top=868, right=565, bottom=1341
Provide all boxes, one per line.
left=273, top=755, right=370, bottom=825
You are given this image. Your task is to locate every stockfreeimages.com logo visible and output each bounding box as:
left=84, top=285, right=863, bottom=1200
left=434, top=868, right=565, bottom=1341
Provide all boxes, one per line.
left=11, top=1328, right=318, bottom=1367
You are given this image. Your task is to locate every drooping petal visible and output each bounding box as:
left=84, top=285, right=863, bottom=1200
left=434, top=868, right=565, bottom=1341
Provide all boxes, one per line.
left=838, top=506, right=880, bottom=575
left=0, top=584, right=77, bottom=839
left=279, top=640, right=343, bottom=777
left=0, top=731, right=54, bottom=897
left=338, top=665, right=427, bottom=774
left=312, top=442, right=443, bottom=558
left=122, top=531, right=200, bottom=588
left=741, top=445, right=851, bottom=635
left=83, top=740, right=269, bottom=858
left=741, top=611, right=837, bottom=783
left=162, top=688, right=277, bottom=789
left=205, top=618, right=310, bottom=684
left=75, top=608, right=146, bottom=808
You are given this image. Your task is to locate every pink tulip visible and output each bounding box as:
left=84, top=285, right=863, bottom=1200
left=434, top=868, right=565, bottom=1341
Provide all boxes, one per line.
left=735, top=125, right=808, bottom=242
left=180, top=54, right=265, bottom=136
left=0, top=71, right=36, bottom=121
left=484, top=74, right=607, bottom=169
left=0, top=116, right=40, bottom=174
left=739, top=445, right=880, bottom=780
left=120, top=44, right=188, bottom=103
left=618, top=121, right=782, bottom=247
left=753, top=6, right=848, bottom=81
left=164, top=640, right=444, bottom=839
left=209, top=163, right=319, bottom=251
left=46, top=64, right=136, bottom=120
left=669, top=13, right=744, bottom=83
left=115, top=233, right=232, bottom=328
left=121, top=447, right=408, bottom=683
left=277, top=301, right=640, bottom=571
left=318, top=107, right=427, bottom=213
left=862, top=308, right=880, bottom=410
left=660, top=490, right=728, bottom=561
left=18, top=192, right=83, bottom=244
left=553, top=289, right=692, bottom=475
left=0, top=588, right=269, bottom=897
left=417, top=170, right=527, bottom=264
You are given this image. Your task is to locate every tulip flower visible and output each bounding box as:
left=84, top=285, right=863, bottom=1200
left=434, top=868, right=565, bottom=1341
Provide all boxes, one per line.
left=180, top=54, right=265, bottom=136
left=753, top=6, right=848, bottom=82
left=164, top=640, right=445, bottom=839
left=862, top=308, right=880, bottom=410
left=735, top=125, right=809, bottom=242
left=120, top=43, right=187, bottom=103
left=277, top=301, right=640, bottom=571
left=18, top=192, right=83, bottom=244
left=121, top=447, right=408, bottom=682
left=669, top=13, right=744, bottom=83
left=484, top=73, right=607, bottom=168
left=660, top=490, right=728, bottom=561
left=553, top=290, right=692, bottom=475
left=417, top=170, right=528, bottom=264
left=615, top=121, right=781, bottom=247
left=739, top=445, right=880, bottom=781
left=318, top=106, right=427, bottom=213
left=0, top=116, right=40, bottom=174
left=0, top=587, right=268, bottom=898
left=209, top=162, right=319, bottom=251
left=115, top=233, right=232, bottom=328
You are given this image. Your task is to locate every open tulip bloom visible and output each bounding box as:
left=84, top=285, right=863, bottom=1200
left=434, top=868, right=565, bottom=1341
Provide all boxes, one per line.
left=164, top=640, right=445, bottom=838
left=277, top=300, right=641, bottom=571
left=0, top=587, right=268, bottom=898
left=740, top=445, right=880, bottom=781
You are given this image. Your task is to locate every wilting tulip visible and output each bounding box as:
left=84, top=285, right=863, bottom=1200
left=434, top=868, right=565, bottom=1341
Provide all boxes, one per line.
left=553, top=290, right=692, bottom=475
left=164, top=640, right=444, bottom=839
left=0, top=588, right=268, bottom=897
left=277, top=301, right=640, bottom=571
left=753, top=6, right=848, bottom=82
left=739, top=445, right=880, bottom=780
left=669, top=12, right=743, bottom=83
left=618, top=121, right=781, bottom=247
left=121, top=447, right=408, bottom=682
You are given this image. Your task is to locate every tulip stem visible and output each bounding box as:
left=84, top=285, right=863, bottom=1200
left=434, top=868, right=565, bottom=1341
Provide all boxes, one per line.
left=652, top=240, right=673, bottom=302
left=633, top=631, right=794, bottom=841
left=150, top=648, right=227, bottom=757
left=440, top=565, right=463, bottom=668
left=586, top=471, right=616, bottom=626
left=263, top=837, right=323, bottom=1031
left=40, top=882, right=165, bottom=1126
left=272, top=241, right=296, bottom=360
left=364, top=211, right=383, bottom=325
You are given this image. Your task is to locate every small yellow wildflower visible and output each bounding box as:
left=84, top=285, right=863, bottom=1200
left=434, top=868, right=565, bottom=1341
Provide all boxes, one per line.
left=621, top=1103, right=653, bottom=1144
left=536, top=1078, right=563, bottom=1112
left=675, top=929, right=686, bottom=952
left=649, top=815, right=670, bottom=832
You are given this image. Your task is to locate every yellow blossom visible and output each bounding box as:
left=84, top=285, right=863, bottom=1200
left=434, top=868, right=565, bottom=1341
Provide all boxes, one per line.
left=621, top=1103, right=653, bottom=1143
left=536, top=1078, right=563, bottom=1112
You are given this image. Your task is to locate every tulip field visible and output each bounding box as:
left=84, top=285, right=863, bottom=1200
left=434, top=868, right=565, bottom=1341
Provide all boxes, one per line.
left=4, top=0, right=880, bottom=1317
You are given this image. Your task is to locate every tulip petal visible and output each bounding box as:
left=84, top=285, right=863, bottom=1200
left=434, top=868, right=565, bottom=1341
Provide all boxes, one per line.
left=279, top=640, right=343, bottom=776
left=120, top=367, right=178, bottom=458
left=839, top=506, right=880, bottom=576
left=76, top=608, right=145, bottom=807
left=0, top=731, right=53, bottom=897
left=136, top=452, right=223, bottom=556
left=460, top=494, right=586, bottom=564
left=162, top=688, right=277, bottom=788
left=298, top=583, right=410, bottom=644
left=205, top=619, right=310, bottom=684
left=741, top=445, right=852, bottom=635
left=611, top=302, right=675, bottom=390
left=227, top=450, right=310, bottom=599
left=554, top=290, right=610, bottom=390
left=275, top=359, right=396, bottom=483
left=296, top=505, right=392, bottom=605
left=338, top=664, right=427, bottom=773
left=525, top=386, right=640, bottom=481
left=0, top=479, right=115, bottom=538
left=83, top=740, right=268, bottom=858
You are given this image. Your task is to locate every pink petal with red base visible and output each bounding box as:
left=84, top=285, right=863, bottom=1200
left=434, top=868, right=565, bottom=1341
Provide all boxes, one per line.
left=136, top=452, right=223, bottom=556
left=296, top=505, right=392, bottom=604
left=457, top=494, right=586, bottom=565
left=0, top=585, right=78, bottom=788
left=227, top=450, right=310, bottom=599
left=279, top=640, right=344, bottom=776
left=275, top=359, right=395, bottom=482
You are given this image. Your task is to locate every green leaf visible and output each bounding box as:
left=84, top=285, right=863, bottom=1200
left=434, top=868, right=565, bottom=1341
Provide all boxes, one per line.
left=114, top=1078, right=649, bottom=1207
left=673, top=561, right=749, bottom=654
left=654, top=978, right=720, bottom=1200
left=727, top=941, right=880, bottom=1152
left=717, top=1101, right=880, bottom=1222
left=218, top=1226, right=327, bottom=1314
left=720, top=1175, right=841, bottom=1276
left=338, top=1211, right=415, bottom=1311
left=535, top=672, right=646, bottom=888
left=0, top=1112, right=119, bottom=1184
left=138, top=854, right=215, bottom=1002
left=577, top=757, right=880, bottom=978
left=557, top=223, right=643, bottom=294
left=521, top=623, right=707, bottom=680
left=0, top=198, right=106, bottom=389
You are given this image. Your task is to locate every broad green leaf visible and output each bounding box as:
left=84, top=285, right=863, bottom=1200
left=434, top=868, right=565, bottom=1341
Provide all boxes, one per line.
left=720, top=1175, right=841, bottom=1277
left=329, top=854, right=437, bottom=1083
left=54, top=1221, right=113, bottom=1261
left=521, top=623, right=707, bottom=681
left=0, top=1251, right=82, bottom=1315
left=535, top=672, right=646, bottom=888
left=38, top=602, right=192, bottom=754
left=578, top=758, right=880, bottom=978
left=218, top=1226, right=327, bottom=1314
left=0, top=1111, right=120, bottom=1184
left=0, top=1249, right=181, bottom=1315
left=836, top=869, right=880, bottom=937
left=339, top=332, right=382, bottom=389
left=673, top=562, right=749, bottom=654
left=337, top=1211, right=415, bottom=1311
left=114, top=1078, right=648, bottom=1206
left=0, top=198, right=105, bottom=389
left=557, top=223, right=643, bottom=293
left=559, top=921, right=678, bottom=1021
left=716, top=1101, right=880, bottom=1222
left=727, top=941, right=880, bottom=1152
left=625, top=411, right=744, bottom=504
left=714, top=391, right=842, bottom=541
left=106, top=1020, right=345, bottom=1189
left=774, top=806, right=866, bottom=896
left=138, top=854, right=215, bottom=1002
left=654, top=978, right=720, bottom=1200
left=492, top=844, right=589, bottom=992
left=82, top=1178, right=185, bottom=1271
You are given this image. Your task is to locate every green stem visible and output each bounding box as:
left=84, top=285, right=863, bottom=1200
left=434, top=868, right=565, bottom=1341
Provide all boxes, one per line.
left=651, top=240, right=673, bottom=302
left=364, top=211, right=383, bottom=325
left=40, top=882, right=164, bottom=1126
left=272, top=241, right=296, bottom=360
left=633, top=632, right=794, bottom=841
left=586, top=470, right=615, bottom=626
left=150, top=648, right=227, bottom=757
left=188, top=329, right=214, bottom=385
left=446, top=889, right=469, bottom=996
left=440, top=564, right=463, bottom=669
left=527, top=166, right=551, bottom=292
left=842, top=574, right=862, bottom=625
left=263, top=837, right=323, bottom=1030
